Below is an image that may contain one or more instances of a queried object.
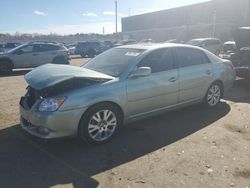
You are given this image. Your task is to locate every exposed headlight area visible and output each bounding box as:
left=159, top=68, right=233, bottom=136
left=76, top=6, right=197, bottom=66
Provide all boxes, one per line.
left=38, top=97, right=66, bottom=112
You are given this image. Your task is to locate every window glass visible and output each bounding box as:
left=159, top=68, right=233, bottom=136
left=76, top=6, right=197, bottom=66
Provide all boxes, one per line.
left=34, top=44, right=60, bottom=52
left=84, top=48, right=145, bottom=77
left=138, top=49, right=174, bottom=73
left=20, top=45, right=33, bottom=53
left=176, top=48, right=210, bottom=67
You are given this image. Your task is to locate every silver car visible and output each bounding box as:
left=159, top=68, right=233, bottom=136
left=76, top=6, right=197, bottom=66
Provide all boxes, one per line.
left=0, top=42, right=69, bottom=74
left=19, top=44, right=236, bottom=144
left=187, top=38, right=223, bottom=56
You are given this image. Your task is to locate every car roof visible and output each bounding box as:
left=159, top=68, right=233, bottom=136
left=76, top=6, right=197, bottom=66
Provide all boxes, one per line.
left=27, top=41, right=60, bottom=46
left=224, top=41, right=235, bottom=45
left=115, top=43, right=199, bottom=51
left=190, top=38, right=220, bottom=42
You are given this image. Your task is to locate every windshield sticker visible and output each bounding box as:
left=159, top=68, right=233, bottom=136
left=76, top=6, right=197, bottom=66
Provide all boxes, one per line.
left=125, top=52, right=141, bottom=56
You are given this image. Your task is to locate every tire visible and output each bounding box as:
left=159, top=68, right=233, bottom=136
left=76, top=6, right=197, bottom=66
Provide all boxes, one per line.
left=78, top=103, right=122, bottom=144
left=87, top=50, right=95, bottom=58
left=204, top=82, right=223, bottom=108
left=52, top=56, right=69, bottom=64
left=80, top=53, right=86, bottom=58
left=0, top=60, right=13, bottom=75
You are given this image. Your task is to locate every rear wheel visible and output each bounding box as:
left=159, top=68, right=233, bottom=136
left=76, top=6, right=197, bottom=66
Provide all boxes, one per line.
left=204, top=82, right=222, bottom=107
left=52, top=56, right=69, bottom=64
left=78, top=103, right=122, bottom=144
left=80, top=53, right=86, bottom=58
left=87, top=49, right=95, bottom=58
left=0, top=60, right=13, bottom=74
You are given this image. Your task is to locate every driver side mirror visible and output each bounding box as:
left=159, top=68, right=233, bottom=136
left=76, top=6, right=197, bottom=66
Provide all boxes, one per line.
left=129, top=67, right=151, bottom=78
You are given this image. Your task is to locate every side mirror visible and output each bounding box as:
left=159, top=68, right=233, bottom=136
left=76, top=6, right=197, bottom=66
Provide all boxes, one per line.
left=129, top=67, right=151, bottom=78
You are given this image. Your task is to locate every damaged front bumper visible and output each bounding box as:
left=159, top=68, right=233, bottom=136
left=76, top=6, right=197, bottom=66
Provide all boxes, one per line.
left=19, top=103, right=87, bottom=139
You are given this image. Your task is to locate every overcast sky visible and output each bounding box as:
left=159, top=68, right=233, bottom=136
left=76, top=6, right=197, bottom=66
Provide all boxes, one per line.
left=0, top=0, right=210, bottom=35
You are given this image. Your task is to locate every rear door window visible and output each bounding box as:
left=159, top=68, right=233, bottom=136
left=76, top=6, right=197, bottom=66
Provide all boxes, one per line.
left=175, top=47, right=210, bottom=68
left=34, top=44, right=60, bottom=52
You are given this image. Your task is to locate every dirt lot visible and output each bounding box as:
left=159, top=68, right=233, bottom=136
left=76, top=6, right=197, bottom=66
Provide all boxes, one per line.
left=0, top=57, right=250, bottom=188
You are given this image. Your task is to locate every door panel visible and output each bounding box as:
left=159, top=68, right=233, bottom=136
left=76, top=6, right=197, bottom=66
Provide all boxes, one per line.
left=11, top=45, right=34, bottom=68
left=126, top=70, right=179, bottom=117
left=126, top=48, right=179, bottom=118
left=179, top=64, right=212, bottom=102
left=174, top=47, right=213, bottom=103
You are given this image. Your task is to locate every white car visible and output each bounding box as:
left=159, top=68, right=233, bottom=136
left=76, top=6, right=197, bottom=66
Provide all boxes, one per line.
left=187, top=38, right=223, bottom=56
left=0, top=42, right=70, bottom=74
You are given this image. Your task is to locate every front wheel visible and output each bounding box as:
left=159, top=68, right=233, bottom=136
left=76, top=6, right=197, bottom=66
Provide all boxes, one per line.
left=78, top=103, right=122, bottom=144
left=204, top=83, right=222, bottom=107
left=0, top=61, right=12, bottom=75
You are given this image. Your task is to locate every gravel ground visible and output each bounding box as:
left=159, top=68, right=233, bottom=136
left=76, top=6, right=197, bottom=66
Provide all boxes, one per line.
left=0, top=57, right=249, bottom=188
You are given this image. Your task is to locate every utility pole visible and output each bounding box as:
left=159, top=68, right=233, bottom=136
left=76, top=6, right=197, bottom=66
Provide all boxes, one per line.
left=103, top=27, right=105, bottom=35
left=115, top=0, right=118, bottom=42
left=212, top=11, right=217, bottom=38
left=129, top=8, right=131, bottom=16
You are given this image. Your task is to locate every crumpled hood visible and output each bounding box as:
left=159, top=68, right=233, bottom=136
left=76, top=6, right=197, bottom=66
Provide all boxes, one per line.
left=25, top=64, right=115, bottom=90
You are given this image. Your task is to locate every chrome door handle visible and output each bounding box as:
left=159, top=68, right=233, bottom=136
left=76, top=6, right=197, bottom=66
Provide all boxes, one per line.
left=169, top=77, right=177, bottom=82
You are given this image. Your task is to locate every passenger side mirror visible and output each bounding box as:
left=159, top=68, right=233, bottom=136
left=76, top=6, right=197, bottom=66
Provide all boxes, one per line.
left=129, top=67, right=151, bottom=78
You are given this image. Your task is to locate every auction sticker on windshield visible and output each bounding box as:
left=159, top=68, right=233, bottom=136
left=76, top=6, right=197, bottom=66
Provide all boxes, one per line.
left=125, top=52, right=141, bottom=56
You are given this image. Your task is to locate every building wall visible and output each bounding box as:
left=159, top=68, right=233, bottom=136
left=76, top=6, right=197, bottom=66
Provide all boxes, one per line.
left=122, top=0, right=250, bottom=42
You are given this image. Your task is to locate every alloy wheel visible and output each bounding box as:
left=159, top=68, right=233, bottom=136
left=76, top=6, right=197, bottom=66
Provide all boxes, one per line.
left=207, top=84, right=221, bottom=107
left=88, top=110, right=117, bottom=142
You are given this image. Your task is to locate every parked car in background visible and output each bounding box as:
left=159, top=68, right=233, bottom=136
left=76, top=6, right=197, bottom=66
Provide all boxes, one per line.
left=187, top=38, right=222, bottom=56
left=3, top=42, right=21, bottom=52
left=224, top=27, right=250, bottom=79
left=139, top=38, right=155, bottom=43
left=0, top=41, right=69, bottom=74
left=165, top=39, right=183, bottom=44
left=122, top=39, right=137, bottom=45
left=113, top=39, right=137, bottom=47
left=103, top=41, right=114, bottom=48
left=66, top=44, right=76, bottom=55
left=0, top=44, right=4, bottom=53
left=223, top=41, right=236, bottom=53
left=19, top=43, right=235, bottom=144
left=75, top=41, right=108, bottom=58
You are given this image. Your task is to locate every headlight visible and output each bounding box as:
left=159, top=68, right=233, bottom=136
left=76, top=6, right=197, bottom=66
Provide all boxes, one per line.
left=38, top=97, right=66, bottom=112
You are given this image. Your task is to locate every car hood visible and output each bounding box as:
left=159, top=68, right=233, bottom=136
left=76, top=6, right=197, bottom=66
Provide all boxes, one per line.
left=25, top=64, right=115, bottom=90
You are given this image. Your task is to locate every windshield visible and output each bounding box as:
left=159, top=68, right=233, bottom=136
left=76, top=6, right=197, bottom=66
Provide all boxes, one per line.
left=83, top=48, right=145, bottom=77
